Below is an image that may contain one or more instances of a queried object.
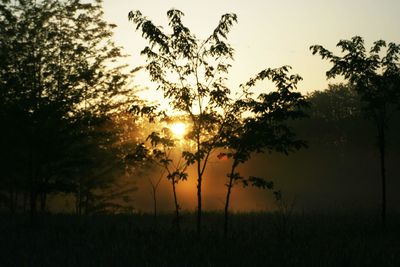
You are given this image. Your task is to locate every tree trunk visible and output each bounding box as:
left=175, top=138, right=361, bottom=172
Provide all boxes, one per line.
left=84, top=193, right=90, bottom=215
left=75, top=192, right=81, bottom=215
left=23, top=192, right=28, bottom=212
left=150, top=171, right=164, bottom=222
left=9, top=188, right=15, bottom=214
left=378, top=126, right=386, bottom=228
left=40, top=192, right=47, bottom=212
left=196, top=160, right=202, bottom=236
left=14, top=191, right=19, bottom=213
left=152, top=186, right=157, bottom=220
left=224, top=163, right=237, bottom=238
left=29, top=171, right=37, bottom=219
left=76, top=179, right=83, bottom=215
left=172, top=178, right=180, bottom=232
left=29, top=189, right=37, bottom=219
left=29, top=136, right=37, bottom=220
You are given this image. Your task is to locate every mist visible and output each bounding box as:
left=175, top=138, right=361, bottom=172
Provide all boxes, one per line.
left=128, top=112, right=400, bottom=213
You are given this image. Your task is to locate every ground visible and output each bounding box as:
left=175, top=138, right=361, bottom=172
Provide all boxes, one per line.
left=1, top=212, right=399, bottom=266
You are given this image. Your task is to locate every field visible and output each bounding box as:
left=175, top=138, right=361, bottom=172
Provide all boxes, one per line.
left=1, top=212, right=399, bottom=266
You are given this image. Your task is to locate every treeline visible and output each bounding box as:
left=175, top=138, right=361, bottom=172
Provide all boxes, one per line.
left=0, top=0, right=140, bottom=215
left=301, top=84, right=400, bottom=150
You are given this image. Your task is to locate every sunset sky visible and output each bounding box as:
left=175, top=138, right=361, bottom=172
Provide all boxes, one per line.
left=102, top=0, right=400, bottom=96
left=99, top=0, right=400, bottom=211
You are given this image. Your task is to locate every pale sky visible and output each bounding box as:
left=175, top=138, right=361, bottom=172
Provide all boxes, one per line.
left=102, top=0, right=400, bottom=95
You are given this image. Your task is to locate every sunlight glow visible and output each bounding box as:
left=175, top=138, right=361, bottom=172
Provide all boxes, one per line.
left=170, top=122, right=187, bottom=138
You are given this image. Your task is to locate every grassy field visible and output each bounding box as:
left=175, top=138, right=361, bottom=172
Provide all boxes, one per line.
left=1, top=212, right=399, bottom=266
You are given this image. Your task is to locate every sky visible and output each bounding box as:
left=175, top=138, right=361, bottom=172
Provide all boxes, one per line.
left=102, top=0, right=400, bottom=96
left=99, top=0, right=400, bottom=212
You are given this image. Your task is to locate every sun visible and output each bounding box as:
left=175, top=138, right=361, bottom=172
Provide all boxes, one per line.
left=169, top=122, right=187, bottom=138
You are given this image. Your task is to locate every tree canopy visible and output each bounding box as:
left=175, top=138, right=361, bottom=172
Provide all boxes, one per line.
left=0, top=0, right=138, bottom=215
left=129, top=9, right=308, bottom=235
left=311, top=36, right=400, bottom=226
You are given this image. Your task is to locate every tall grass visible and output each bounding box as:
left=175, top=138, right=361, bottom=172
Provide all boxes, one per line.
left=1, top=211, right=399, bottom=266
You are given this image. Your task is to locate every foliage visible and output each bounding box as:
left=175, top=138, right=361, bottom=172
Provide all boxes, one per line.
left=311, top=36, right=400, bottom=226
left=301, top=83, right=369, bottom=148
left=0, top=0, right=137, bottom=214
left=129, top=9, right=307, bottom=234
left=308, top=84, right=361, bottom=121
left=310, top=37, right=400, bottom=118
left=218, top=65, right=308, bottom=236
left=128, top=9, right=240, bottom=234
left=68, top=113, right=138, bottom=215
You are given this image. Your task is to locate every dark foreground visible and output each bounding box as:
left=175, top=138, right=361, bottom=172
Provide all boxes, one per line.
left=1, top=212, right=399, bottom=266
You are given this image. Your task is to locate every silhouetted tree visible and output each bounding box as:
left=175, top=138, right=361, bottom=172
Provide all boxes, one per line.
left=124, top=126, right=163, bottom=220
left=128, top=9, right=238, bottom=234
left=148, top=169, right=164, bottom=220
left=220, top=66, right=308, bottom=237
left=311, top=36, right=400, bottom=226
left=304, top=84, right=367, bottom=147
left=309, top=84, right=361, bottom=121
left=69, top=113, right=138, bottom=215
left=127, top=122, right=189, bottom=231
left=128, top=9, right=309, bottom=234
left=0, top=0, right=137, bottom=214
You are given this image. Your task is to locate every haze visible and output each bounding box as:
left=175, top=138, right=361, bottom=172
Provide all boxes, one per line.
left=93, top=0, right=400, bottom=213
